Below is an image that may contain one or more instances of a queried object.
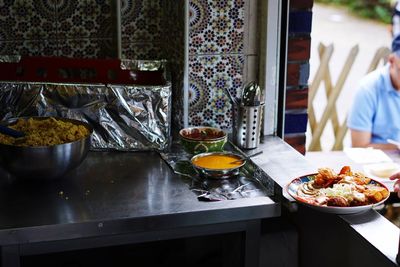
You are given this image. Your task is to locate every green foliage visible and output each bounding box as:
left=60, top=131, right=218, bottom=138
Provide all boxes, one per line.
left=315, top=0, right=393, bottom=24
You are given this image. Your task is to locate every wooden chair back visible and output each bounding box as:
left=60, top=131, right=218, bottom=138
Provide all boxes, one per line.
left=307, top=43, right=390, bottom=151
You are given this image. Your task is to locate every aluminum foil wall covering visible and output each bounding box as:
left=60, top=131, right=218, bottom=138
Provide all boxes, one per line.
left=0, top=82, right=172, bottom=151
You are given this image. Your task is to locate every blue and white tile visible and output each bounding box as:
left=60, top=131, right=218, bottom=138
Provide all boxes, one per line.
left=189, top=0, right=244, bottom=55
left=0, top=40, right=58, bottom=56
left=121, top=0, right=163, bottom=43
left=58, top=39, right=115, bottom=58
left=0, top=0, right=57, bottom=41
left=56, top=0, right=112, bottom=39
left=121, top=42, right=164, bottom=60
left=188, top=54, right=244, bottom=130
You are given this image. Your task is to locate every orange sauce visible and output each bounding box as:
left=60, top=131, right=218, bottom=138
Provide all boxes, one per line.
left=192, top=154, right=244, bottom=170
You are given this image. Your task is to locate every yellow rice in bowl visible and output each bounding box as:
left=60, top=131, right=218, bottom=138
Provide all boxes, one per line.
left=0, top=117, right=90, bottom=147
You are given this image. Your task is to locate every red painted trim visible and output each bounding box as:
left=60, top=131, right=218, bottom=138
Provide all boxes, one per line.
left=0, top=56, right=166, bottom=85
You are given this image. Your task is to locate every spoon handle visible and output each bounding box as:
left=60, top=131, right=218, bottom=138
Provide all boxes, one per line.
left=230, top=150, right=263, bottom=164
left=224, top=88, right=239, bottom=106
left=0, top=125, right=25, bottom=138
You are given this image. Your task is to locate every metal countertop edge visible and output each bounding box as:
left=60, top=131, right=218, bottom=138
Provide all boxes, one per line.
left=0, top=199, right=280, bottom=247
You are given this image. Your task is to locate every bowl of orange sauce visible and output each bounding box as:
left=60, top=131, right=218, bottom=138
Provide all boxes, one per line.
left=190, top=151, right=246, bottom=179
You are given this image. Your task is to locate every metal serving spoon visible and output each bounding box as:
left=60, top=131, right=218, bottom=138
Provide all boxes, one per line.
left=242, top=81, right=261, bottom=106
left=0, top=124, right=25, bottom=138
left=224, top=87, right=240, bottom=106
left=229, top=150, right=263, bottom=164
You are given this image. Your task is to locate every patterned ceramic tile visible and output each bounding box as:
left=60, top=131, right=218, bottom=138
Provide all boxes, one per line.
left=188, top=54, right=243, bottom=130
left=121, top=0, right=163, bottom=43
left=189, top=0, right=244, bottom=55
left=122, top=42, right=164, bottom=60
left=0, top=40, right=58, bottom=56
left=58, top=39, right=115, bottom=58
left=0, top=0, right=57, bottom=41
left=56, top=0, right=112, bottom=39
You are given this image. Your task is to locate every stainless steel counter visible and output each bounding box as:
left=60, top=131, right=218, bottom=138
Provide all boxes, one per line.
left=1, top=135, right=398, bottom=267
left=0, top=148, right=280, bottom=267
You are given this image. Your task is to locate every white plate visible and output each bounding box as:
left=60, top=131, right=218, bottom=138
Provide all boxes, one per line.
left=286, top=174, right=390, bottom=215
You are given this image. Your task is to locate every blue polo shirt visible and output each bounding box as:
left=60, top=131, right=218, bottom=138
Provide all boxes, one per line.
left=347, top=64, right=400, bottom=144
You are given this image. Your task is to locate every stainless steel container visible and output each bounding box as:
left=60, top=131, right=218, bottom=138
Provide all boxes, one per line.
left=0, top=117, right=93, bottom=179
left=234, top=104, right=264, bottom=149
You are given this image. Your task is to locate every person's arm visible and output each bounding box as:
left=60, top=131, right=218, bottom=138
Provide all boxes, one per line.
left=350, top=129, right=398, bottom=150
left=390, top=172, right=400, bottom=198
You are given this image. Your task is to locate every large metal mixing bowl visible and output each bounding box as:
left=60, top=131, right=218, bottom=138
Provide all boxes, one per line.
left=0, top=117, right=93, bottom=180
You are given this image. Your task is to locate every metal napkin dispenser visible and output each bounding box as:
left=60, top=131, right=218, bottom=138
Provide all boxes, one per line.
left=0, top=57, right=172, bottom=151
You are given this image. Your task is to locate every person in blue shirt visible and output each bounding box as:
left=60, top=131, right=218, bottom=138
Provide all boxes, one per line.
left=347, top=33, right=400, bottom=150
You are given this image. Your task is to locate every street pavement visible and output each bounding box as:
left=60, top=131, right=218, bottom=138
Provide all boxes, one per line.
left=307, top=3, right=392, bottom=151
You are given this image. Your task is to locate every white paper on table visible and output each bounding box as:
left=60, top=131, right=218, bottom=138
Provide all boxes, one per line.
left=362, top=167, right=395, bottom=193
left=343, top=147, right=393, bottom=164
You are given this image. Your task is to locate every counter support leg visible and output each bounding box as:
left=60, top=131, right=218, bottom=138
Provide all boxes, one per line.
left=244, top=220, right=261, bottom=267
left=2, top=245, right=20, bottom=267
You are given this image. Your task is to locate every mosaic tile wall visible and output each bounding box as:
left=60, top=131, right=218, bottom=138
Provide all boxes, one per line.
left=0, top=1, right=115, bottom=57
left=0, top=0, right=185, bottom=60
left=121, top=0, right=164, bottom=59
left=0, top=0, right=253, bottom=134
left=188, top=0, right=245, bottom=131
left=0, top=0, right=186, bottom=133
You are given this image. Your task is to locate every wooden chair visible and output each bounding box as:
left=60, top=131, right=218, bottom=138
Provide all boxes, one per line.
left=307, top=43, right=390, bottom=151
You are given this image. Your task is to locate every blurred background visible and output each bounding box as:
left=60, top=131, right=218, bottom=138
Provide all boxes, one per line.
left=307, top=0, right=394, bottom=151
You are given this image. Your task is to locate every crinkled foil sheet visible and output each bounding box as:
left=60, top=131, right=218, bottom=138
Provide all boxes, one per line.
left=0, top=81, right=172, bottom=151
left=120, top=59, right=166, bottom=72
left=160, top=142, right=275, bottom=201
